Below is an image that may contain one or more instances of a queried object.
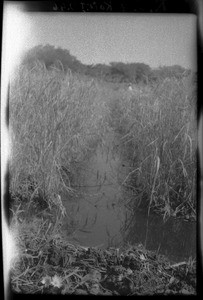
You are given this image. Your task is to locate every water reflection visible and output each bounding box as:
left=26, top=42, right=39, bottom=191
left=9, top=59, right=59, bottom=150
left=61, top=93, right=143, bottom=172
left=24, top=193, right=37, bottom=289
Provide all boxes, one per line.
left=123, top=209, right=196, bottom=263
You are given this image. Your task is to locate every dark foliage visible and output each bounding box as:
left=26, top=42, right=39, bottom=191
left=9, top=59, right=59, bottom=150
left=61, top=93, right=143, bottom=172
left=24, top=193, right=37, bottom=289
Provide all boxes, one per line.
left=21, top=44, right=193, bottom=84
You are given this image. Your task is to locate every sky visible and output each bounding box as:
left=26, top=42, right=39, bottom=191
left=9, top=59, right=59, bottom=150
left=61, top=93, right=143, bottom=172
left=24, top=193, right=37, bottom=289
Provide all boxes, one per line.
left=2, top=3, right=197, bottom=79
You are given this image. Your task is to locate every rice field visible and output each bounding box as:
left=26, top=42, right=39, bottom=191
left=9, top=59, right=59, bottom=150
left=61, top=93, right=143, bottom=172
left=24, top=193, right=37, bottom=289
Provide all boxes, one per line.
left=7, top=61, right=197, bottom=295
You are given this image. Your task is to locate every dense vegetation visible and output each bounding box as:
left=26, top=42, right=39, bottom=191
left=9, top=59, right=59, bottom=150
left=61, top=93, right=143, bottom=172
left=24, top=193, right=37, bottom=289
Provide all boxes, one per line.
left=8, top=45, right=197, bottom=295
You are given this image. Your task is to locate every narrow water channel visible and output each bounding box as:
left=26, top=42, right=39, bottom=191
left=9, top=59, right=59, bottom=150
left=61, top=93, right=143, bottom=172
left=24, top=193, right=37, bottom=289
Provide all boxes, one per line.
left=61, top=130, right=196, bottom=263
left=61, top=131, right=127, bottom=248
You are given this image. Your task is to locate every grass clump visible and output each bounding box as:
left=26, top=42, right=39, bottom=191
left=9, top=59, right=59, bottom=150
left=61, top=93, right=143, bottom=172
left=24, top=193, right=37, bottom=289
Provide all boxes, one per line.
left=110, top=77, right=197, bottom=220
left=9, top=61, right=109, bottom=216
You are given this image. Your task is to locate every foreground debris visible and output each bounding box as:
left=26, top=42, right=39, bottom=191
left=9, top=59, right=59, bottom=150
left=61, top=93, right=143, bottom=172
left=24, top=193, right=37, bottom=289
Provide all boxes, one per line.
left=10, top=217, right=196, bottom=295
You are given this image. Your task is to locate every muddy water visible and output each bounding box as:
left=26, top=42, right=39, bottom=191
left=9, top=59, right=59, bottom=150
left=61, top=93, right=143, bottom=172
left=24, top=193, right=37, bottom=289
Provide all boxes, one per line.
left=61, top=131, right=196, bottom=262
left=61, top=131, right=127, bottom=248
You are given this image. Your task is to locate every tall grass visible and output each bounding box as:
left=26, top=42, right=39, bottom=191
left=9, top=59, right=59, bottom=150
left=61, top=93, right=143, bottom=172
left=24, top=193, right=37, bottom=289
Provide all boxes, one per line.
left=9, top=61, right=109, bottom=216
left=9, top=61, right=196, bottom=222
left=112, top=76, right=197, bottom=220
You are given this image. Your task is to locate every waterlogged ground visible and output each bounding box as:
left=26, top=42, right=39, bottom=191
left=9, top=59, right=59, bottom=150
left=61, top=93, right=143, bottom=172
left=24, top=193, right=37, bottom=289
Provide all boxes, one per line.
left=61, top=129, right=196, bottom=264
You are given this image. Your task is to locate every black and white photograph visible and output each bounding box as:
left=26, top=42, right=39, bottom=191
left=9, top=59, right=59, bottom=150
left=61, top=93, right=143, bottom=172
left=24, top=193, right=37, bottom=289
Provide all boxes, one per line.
left=1, top=1, right=200, bottom=297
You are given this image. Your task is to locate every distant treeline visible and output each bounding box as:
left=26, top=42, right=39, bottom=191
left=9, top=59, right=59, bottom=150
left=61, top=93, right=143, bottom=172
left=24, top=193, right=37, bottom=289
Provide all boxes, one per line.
left=21, top=44, right=194, bottom=84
